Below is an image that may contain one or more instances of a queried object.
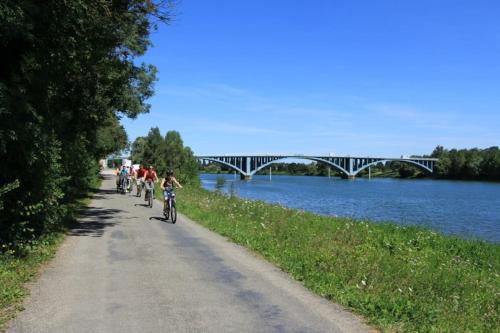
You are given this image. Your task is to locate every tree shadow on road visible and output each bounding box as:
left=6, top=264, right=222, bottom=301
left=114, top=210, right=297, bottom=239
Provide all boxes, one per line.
left=68, top=206, right=121, bottom=237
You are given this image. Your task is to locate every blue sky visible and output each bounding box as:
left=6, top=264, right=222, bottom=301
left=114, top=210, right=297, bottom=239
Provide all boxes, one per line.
left=121, top=0, right=500, bottom=157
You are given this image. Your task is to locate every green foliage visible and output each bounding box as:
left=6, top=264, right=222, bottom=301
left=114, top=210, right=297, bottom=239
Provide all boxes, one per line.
left=0, top=0, right=171, bottom=250
left=95, top=116, right=128, bottom=158
left=177, top=186, right=500, bottom=332
left=131, top=128, right=200, bottom=185
left=432, top=146, right=500, bottom=180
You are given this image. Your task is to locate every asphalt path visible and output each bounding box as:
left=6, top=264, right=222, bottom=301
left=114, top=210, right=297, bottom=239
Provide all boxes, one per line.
left=7, top=171, right=373, bottom=333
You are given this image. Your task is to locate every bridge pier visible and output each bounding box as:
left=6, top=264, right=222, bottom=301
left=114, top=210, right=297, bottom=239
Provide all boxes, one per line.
left=347, top=175, right=355, bottom=180
left=240, top=174, right=252, bottom=180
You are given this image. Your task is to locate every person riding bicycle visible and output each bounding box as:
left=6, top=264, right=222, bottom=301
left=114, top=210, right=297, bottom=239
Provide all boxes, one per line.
left=115, top=165, right=121, bottom=189
left=160, top=170, right=182, bottom=212
left=126, top=166, right=135, bottom=192
left=143, top=166, right=158, bottom=201
left=135, top=164, right=146, bottom=197
left=119, top=165, right=128, bottom=191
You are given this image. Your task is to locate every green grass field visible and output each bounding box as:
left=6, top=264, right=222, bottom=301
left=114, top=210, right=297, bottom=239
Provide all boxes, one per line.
left=174, top=185, right=499, bottom=332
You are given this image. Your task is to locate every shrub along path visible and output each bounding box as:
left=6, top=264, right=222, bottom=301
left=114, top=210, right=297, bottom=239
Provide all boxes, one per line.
left=6, top=171, right=372, bottom=333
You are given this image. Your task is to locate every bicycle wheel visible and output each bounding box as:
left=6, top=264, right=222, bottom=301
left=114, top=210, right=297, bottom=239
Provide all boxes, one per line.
left=148, top=192, right=153, bottom=208
left=171, top=202, right=177, bottom=223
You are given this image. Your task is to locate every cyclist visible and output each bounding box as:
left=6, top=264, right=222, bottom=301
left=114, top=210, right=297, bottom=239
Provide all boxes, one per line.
left=160, top=170, right=183, bottom=212
left=115, top=165, right=121, bottom=190
left=136, top=164, right=146, bottom=197
left=127, top=166, right=135, bottom=193
left=143, top=166, right=158, bottom=202
left=119, top=165, right=128, bottom=193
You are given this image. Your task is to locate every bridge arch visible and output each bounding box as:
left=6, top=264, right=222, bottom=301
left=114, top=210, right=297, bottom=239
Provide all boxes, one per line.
left=250, top=157, right=288, bottom=175
left=354, top=159, right=434, bottom=176
left=251, top=156, right=350, bottom=177
left=199, top=157, right=247, bottom=176
left=307, top=157, right=351, bottom=177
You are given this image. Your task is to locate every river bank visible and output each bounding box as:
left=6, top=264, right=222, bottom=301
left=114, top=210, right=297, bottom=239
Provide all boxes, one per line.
left=201, top=174, right=500, bottom=243
left=173, top=185, right=499, bottom=332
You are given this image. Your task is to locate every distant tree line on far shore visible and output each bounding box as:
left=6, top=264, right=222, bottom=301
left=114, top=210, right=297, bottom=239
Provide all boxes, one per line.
left=200, top=146, right=500, bottom=181
left=430, top=145, right=500, bottom=180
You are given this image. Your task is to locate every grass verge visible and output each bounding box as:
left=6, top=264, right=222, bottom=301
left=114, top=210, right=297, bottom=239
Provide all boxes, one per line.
left=0, top=178, right=101, bottom=332
left=174, top=185, right=499, bottom=332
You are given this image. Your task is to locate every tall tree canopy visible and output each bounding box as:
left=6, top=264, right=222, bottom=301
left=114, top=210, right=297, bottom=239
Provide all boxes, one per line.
left=432, top=146, right=500, bottom=180
left=0, top=0, right=171, bottom=249
left=131, top=128, right=199, bottom=185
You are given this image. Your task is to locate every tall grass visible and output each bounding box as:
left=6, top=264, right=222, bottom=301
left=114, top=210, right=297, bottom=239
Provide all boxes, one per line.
left=176, top=186, right=499, bottom=332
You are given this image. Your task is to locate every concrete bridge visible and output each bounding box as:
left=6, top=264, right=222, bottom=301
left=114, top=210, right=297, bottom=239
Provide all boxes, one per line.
left=197, top=155, right=438, bottom=180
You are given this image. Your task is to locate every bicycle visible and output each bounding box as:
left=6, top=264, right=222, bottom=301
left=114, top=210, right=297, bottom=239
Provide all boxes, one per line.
left=136, top=178, right=144, bottom=197
left=163, top=187, right=177, bottom=223
left=121, top=175, right=128, bottom=194
left=144, top=180, right=154, bottom=208
left=127, top=175, right=134, bottom=194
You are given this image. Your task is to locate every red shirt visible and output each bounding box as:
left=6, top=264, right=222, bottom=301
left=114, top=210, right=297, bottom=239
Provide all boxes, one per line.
left=144, top=170, right=157, bottom=181
left=137, top=168, right=146, bottom=178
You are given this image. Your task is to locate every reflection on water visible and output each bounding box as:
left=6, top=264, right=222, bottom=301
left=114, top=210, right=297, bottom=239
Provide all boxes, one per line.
left=201, top=173, right=500, bottom=242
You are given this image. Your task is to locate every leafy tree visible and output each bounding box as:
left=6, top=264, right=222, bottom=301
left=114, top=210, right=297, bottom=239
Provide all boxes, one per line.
left=316, top=163, right=331, bottom=176
left=480, top=147, right=500, bottom=180
left=431, top=145, right=446, bottom=158
left=397, top=162, right=417, bottom=178
left=431, top=145, right=500, bottom=180
left=130, top=129, right=199, bottom=185
left=131, top=137, right=148, bottom=165
left=0, top=0, right=172, bottom=250
left=463, top=149, right=483, bottom=179
left=141, top=127, right=166, bottom=171
left=95, top=116, right=129, bottom=158
left=305, top=163, right=318, bottom=176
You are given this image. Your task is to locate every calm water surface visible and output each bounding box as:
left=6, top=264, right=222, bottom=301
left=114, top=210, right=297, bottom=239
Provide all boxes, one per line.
left=200, top=173, right=500, bottom=243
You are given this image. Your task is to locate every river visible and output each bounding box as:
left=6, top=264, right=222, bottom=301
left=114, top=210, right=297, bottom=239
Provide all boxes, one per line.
left=200, top=173, right=500, bottom=243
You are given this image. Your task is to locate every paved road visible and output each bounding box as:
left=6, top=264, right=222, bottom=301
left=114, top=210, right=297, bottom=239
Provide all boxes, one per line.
left=8, top=171, right=373, bottom=333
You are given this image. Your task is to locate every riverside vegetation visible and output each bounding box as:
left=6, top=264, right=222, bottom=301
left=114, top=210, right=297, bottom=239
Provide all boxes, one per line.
left=168, top=185, right=499, bottom=332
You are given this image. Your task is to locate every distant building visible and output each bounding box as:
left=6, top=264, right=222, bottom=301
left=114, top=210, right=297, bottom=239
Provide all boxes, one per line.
left=105, top=154, right=131, bottom=168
